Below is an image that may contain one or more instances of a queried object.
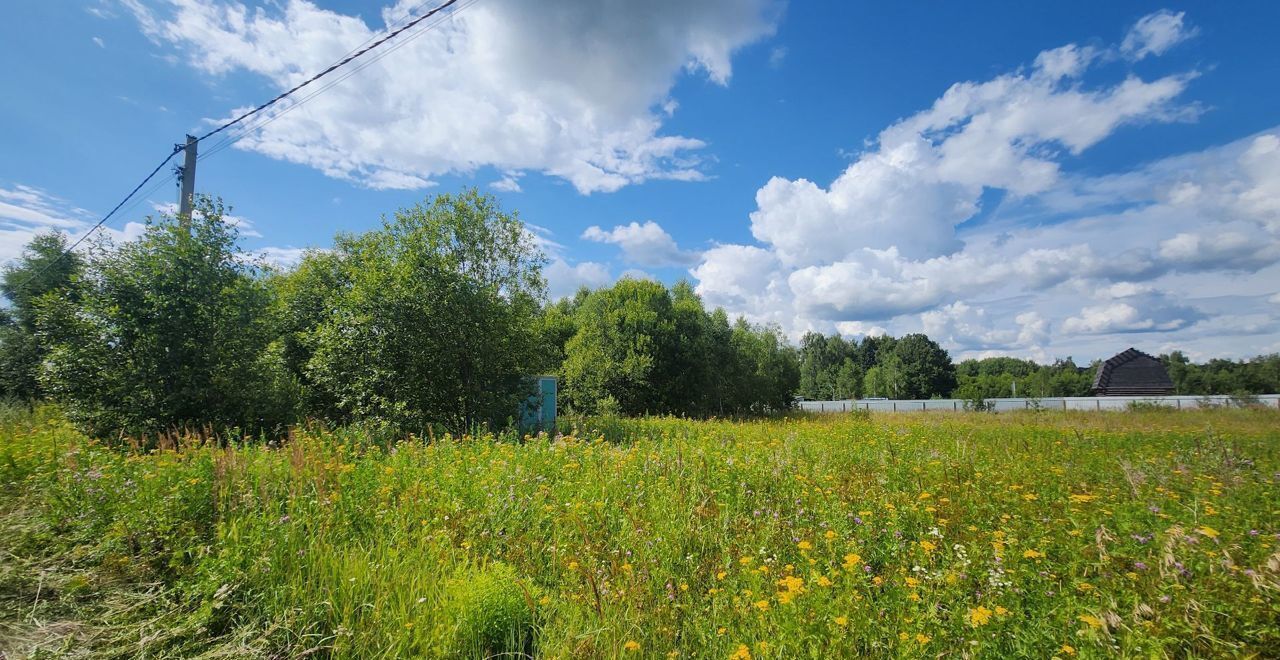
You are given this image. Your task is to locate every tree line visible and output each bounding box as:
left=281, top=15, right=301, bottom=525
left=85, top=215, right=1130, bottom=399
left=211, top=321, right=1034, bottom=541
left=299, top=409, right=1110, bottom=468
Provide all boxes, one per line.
left=3, top=189, right=1278, bottom=439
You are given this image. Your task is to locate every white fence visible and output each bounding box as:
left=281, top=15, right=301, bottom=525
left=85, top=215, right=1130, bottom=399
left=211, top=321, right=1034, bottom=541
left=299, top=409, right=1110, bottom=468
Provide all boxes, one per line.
left=797, top=394, right=1280, bottom=413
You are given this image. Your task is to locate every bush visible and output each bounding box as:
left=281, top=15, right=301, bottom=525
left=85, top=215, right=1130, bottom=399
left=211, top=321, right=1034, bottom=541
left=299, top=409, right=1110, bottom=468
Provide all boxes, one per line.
left=444, top=562, right=539, bottom=658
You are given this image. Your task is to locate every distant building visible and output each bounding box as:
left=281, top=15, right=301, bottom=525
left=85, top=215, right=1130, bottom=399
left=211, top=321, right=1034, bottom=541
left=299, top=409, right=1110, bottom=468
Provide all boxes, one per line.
left=1092, top=348, right=1175, bottom=396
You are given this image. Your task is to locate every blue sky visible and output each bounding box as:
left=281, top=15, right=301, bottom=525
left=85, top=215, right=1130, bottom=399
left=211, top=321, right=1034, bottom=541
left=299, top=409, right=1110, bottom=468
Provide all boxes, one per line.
left=3, top=1, right=1279, bottom=362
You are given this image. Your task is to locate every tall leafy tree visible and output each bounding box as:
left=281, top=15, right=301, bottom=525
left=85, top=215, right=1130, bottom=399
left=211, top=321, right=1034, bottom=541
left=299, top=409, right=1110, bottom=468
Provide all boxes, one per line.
left=891, top=333, right=956, bottom=399
left=36, top=197, right=291, bottom=436
left=0, top=232, right=83, bottom=399
left=284, top=189, right=546, bottom=432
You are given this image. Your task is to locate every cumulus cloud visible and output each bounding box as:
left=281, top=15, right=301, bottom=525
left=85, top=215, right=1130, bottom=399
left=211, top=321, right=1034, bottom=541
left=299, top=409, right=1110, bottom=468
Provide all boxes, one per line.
left=694, top=11, right=1280, bottom=360
left=545, top=258, right=611, bottom=299
left=123, top=0, right=781, bottom=193
left=581, top=220, right=699, bottom=268
left=1061, top=289, right=1206, bottom=335
left=1121, top=10, right=1197, bottom=60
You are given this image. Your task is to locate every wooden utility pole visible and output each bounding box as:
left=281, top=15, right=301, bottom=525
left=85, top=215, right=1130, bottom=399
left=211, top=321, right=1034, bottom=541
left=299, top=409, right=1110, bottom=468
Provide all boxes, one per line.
left=177, top=134, right=198, bottom=219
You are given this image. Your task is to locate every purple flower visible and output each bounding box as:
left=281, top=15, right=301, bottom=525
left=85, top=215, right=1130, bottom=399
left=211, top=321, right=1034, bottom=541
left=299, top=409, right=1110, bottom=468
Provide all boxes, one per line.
left=854, top=517, right=864, bottom=525
left=1248, top=529, right=1259, bottom=537
left=1133, top=561, right=1148, bottom=571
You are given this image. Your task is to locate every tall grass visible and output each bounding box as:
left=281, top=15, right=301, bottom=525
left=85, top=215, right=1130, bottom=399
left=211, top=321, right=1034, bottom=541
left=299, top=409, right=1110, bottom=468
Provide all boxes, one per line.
left=2, top=406, right=1278, bottom=657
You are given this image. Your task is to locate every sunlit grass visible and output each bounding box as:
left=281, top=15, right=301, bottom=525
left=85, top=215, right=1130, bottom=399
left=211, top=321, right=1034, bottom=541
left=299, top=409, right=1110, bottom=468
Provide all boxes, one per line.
left=1, top=405, right=1278, bottom=657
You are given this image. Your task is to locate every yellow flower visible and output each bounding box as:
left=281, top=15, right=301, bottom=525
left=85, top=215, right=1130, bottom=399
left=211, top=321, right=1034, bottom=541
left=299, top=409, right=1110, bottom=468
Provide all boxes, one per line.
left=1060, top=644, right=1077, bottom=656
left=624, top=640, right=641, bottom=652
left=994, top=606, right=1009, bottom=616
left=568, top=561, right=579, bottom=571
left=1069, top=493, right=1097, bottom=503
left=1077, top=614, right=1103, bottom=629
left=967, top=605, right=994, bottom=627
left=740, top=556, right=754, bottom=566
left=843, top=553, right=862, bottom=569
left=797, top=540, right=812, bottom=551
left=1023, top=549, right=1044, bottom=559
left=1075, top=582, right=1095, bottom=592
left=1197, top=526, right=1220, bottom=539
left=680, top=582, right=689, bottom=592
left=919, top=540, right=937, bottom=553
left=716, top=571, right=727, bottom=580
left=824, top=530, right=837, bottom=540
left=918, top=492, right=932, bottom=500
left=1022, top=493, right=1038, bottom=501
left=834, top=615, right=849, bottom=627
left=754, top=599, right=770, bottom=611
left=907, top=592, right=920, bottom=602
left=915, top=633, right=931, bottom=644
left=816, top=575, right=833, bottom=587
left=904, top=577, right=920, bottom=587
left=729, top=644, right=752, bottom=660
left=898, top=632, right=909, bottom=641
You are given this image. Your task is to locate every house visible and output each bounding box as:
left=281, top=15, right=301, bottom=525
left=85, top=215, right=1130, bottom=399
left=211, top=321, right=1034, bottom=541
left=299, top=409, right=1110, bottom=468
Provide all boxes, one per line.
left=1092, top=348, right=1175, bottom=396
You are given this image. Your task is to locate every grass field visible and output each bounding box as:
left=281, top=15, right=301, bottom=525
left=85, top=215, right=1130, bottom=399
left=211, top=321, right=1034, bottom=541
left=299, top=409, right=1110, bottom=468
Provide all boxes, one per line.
left=2, top=405, right=1278, bottom=658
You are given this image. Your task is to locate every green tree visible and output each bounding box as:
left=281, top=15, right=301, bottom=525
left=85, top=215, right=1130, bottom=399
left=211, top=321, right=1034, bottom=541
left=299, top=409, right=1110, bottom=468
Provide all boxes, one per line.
left=286, top=189, right=546, bottom=432
left=0, top=232, right=83, bottom=398
left=891, top=333, right=955, bottom=398
left=561, top=278, right=675, bottom=415
left=37, top=197, right=292, bottom=436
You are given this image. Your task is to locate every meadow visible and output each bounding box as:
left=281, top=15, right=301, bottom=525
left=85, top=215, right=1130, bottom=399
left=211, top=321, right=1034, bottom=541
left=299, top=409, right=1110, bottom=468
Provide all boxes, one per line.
left=1, top=405, right=1278, bottom=658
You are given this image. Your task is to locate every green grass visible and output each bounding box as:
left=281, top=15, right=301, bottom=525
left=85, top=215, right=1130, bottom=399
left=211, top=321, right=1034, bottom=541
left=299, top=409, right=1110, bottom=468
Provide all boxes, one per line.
left=1, top=405, right=1278, bottom=658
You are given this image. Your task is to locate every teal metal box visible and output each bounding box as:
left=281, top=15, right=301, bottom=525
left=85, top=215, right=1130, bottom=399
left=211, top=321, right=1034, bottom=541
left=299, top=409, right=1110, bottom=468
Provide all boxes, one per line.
left=519, top=375, right=557, bottom=431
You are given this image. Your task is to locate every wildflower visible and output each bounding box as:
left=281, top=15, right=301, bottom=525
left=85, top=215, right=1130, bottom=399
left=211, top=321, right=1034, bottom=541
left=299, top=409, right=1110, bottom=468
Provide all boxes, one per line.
left=824, top=530, right=837, bottom=540
left=899, top=632, right=910, bottom=641
left=717, top=627, right=727, bottom=636
left=716, top=571, right=727, bottom=580
left=622, top=563, right=633, bottom=574
left=729, top=644, right=752, bottom=660
left=754, top=599, right=770, bottom=611
left=1197, top=526, right=1220, bottom=539
left=966, top=605, right=994, bottom=627
left=1077, top=614, right=1103, bottom=629
left=625, top=640, right=641, bottom=652
left=1022, top=493, right=1038, bottom=501
left=843, top=553, right=862, bottom=569
left=1075, top=583, right=1095, bottom=592
left=1023, top=549, right=1044, bottom=559
left=919, top=540, right=937, bottom=554
left=918, top=492, right=932, bottom=500
left=816, top=575, right=833, bottom=587
left=1069, top=494, right=1097, bottom=503
left=834, top=615, right=849, bottom=627
left=904, top=577, right=920, bottom=587
left=915, top=633, right=930, bottom=644
left=1060, top=644, right=1077, bottom=656
left=797, top=540, right=812, bottom=551
left=994, top=606, right=1008, bottom=616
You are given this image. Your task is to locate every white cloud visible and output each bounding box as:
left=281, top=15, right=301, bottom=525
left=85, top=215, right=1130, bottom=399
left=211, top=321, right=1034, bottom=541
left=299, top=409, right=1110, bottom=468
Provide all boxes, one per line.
left=491, top=172, right=523, bottom=193
left=581, top=220, right=699, bottom=268
left=1061, top=290, right=1205, bottom=335
left=693, top=13, right=1280, bottom=360
left=545, top=258, right=611, bottom=299
left=254, top=246, right=310, bottom=268
left=768, top=45, right=787, bottom=68
left=1121, top=10, right=1197, bottom=61
left=746, top=42, right=1195, bottom=268
left=124, top=0, right=781, bottom=193
left=92, top=36, right=106, bottom=48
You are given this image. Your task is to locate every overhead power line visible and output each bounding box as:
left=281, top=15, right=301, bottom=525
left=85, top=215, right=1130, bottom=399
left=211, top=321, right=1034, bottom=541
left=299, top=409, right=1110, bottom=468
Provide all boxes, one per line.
left=9, top=0, right=467, bottom=293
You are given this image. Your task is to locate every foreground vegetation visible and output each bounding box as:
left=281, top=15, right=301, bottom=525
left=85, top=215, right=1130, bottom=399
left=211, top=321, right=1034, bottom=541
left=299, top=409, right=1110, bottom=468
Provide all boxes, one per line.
left=3, top=405, right=1278, bottom=658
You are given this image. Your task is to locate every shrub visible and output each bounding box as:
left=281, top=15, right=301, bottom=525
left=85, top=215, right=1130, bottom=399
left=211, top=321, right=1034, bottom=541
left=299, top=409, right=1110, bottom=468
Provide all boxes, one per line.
left=443, top=562, right=539, bottom=658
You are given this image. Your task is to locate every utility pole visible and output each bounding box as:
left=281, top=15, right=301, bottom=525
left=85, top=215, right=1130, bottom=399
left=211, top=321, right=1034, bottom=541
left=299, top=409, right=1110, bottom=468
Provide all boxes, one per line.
left=177, top=134, right=198, bottom=220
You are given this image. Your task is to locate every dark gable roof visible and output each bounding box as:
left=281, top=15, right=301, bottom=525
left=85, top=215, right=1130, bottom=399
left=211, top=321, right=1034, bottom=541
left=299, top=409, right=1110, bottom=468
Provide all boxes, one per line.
left=1092, top=347, right=1175, bottom=394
